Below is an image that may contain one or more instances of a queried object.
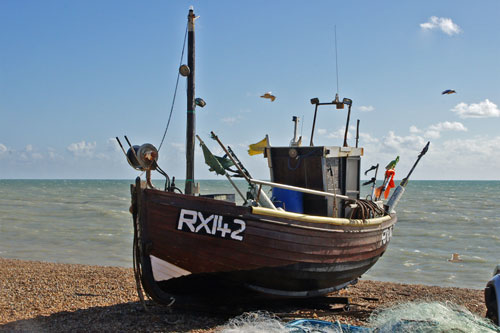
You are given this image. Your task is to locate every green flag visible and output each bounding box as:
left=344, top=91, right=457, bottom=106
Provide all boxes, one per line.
left=197, top=135, right=233, bottom=176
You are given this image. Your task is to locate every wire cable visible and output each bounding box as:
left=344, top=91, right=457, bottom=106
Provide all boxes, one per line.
left=158, top=23, right=188, bottom=152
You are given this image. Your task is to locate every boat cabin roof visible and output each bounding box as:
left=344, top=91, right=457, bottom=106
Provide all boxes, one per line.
left=267, top=146, right=363, bottom=158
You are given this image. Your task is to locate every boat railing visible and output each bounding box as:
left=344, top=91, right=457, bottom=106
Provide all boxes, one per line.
left=249, top=178, right=351, bottom=201
left=249, top=178, right=386, bottom=220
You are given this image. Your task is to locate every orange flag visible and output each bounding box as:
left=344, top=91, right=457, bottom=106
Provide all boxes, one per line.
left=383, top=169, right=396, bottom=199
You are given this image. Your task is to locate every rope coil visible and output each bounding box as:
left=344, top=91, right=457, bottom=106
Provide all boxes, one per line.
left=349, top=199, right=385, bottom=221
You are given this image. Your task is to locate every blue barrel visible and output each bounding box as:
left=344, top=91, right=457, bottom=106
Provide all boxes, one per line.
left=272, top=187, right=303, bottom=213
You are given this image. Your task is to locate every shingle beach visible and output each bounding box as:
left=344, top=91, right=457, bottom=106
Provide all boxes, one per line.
left=0, top=257, right=487, bottom=332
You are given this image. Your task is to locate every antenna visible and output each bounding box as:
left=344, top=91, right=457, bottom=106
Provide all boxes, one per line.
left=334, top=25, right=339, bottom=95
left=300, top=114, right=304, bottom=137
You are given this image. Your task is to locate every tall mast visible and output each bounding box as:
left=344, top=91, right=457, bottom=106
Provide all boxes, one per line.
left=185, top=8, right=196, bottom=195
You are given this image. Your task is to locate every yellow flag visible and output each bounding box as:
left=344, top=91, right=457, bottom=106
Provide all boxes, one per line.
left=248, top=136, right=268, bottom=156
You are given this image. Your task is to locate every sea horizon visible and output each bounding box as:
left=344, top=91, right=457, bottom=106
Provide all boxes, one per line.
left=2, top=178, right=499, bottom=181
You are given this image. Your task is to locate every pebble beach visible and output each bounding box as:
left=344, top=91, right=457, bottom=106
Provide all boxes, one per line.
left=0, top=257, right=488, bottom=332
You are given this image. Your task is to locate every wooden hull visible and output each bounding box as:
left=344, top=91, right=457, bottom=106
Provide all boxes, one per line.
left=132, top=182, right=397, bottom=303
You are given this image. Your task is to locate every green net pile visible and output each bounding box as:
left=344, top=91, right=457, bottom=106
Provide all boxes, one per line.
left=218, top=302, right=500, bottom=332
left=369, top=301, right=500, bottom=332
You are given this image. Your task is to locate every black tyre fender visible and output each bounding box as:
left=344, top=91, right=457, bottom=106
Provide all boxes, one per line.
left=485, top=282, right=499, bottom=325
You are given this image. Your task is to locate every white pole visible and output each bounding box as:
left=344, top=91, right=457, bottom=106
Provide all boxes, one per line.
left=249, top=179, right=350, bottom=201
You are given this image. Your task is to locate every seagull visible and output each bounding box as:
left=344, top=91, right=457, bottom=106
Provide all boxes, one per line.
left=448, top=253, right=463, bottom=262
left=260, top=92, right=276, bottom=102
left=442, top=89, right=457, bottom=95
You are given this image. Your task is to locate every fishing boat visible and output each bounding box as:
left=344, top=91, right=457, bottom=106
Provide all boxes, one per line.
left=118, top=8, right=429, bottom=305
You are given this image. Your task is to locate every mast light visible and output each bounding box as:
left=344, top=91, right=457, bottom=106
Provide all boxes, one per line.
left=195, top=98, right=206, bottom=107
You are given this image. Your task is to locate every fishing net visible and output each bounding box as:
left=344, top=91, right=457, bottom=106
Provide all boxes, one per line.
left=218, top=302, right=500, bottom=332
left=368, top=301, right=500, bottom=332
left=219, top=311, right=365, bottom=332
left=220, top=311, right=287, bottom=333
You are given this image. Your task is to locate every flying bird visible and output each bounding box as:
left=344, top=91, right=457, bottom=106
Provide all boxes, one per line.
left=260, top=92, right=276, bottom=102
left=442, top=89, right=456, bottom=95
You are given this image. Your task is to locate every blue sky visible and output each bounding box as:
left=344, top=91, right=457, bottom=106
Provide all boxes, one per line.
left=1, top=1, right=500, bottom=180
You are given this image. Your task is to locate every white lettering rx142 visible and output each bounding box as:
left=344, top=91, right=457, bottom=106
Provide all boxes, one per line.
left=177, top=209, right=246, bottom=241
left=381, top=226, right=393, bottom=245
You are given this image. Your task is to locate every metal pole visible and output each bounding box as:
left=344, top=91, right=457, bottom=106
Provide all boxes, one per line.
left=309, top=104, right=319, bottom=146
left=355, top=119, right=360, bottom=148
left=400, top=141, right=430, bottom=187
left=249, top=178, right=350, bottom=201
left=343, top=104, right=351, bottom=147
left=210, top=131, right=251, bottom=181
left=185, top=8, right=196, bottom=195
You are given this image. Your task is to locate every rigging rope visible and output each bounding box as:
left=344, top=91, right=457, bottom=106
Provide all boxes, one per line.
left=132, top=185, right=148, bottom=310
left=158, top=23, right=188, bottom=152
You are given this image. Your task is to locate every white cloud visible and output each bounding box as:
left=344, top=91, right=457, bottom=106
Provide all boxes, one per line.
left=368, top=135, right=500, bottom=180
left=221, top=115, right=244, bottom=125
left=23, top=145, right=46, bottom=160
left=409, top=126, right=421, bottom=134
left=320, top=125, right=358, bottom=140
left=407, top=121, right=467, bottom=139
left=277, top=121, right=500, bottom=180
left=222, top=117, right=238, bottom=125
left=425, top=121, right=467, bottom=138
left=451, top=99, right=500, bottom=118
left=425, top=130, right=440, bottom=139
left=426, top=136, right=500, bottom=179
left=170, top=142, right=185, bottom=153
left=361, top=127, right=500, bottom=179
left=441, top=136, right=500, bottom=156
left=106, top=138, right=121, bottom=152
left=0, top=139, right=160, bottom=178
left=46, top=147, right=63, bottom=160
left=327, top=128, right=346, bottom=139
left=317, top=129, right=327, bottom=135
left=67, top=141, right=97, bottom=157
left=420, top=16, right=462, bottom=35
left=428, top=121, right=467, bottom=132
left=360, top=131, right=429, bottom=180
left=358, top=105, right=374, bottom=112
left=383, top=131, right=427, bottom=152
left=359, top=132, right=379, bottom=144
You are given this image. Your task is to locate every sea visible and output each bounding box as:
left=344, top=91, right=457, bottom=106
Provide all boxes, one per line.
left=0, top=179, right=498, bottom=290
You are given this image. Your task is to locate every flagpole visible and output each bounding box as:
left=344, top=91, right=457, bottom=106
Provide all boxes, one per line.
left=185, top=8, right=196, bottom=195
left=386, top=142, right=430, bottom=212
